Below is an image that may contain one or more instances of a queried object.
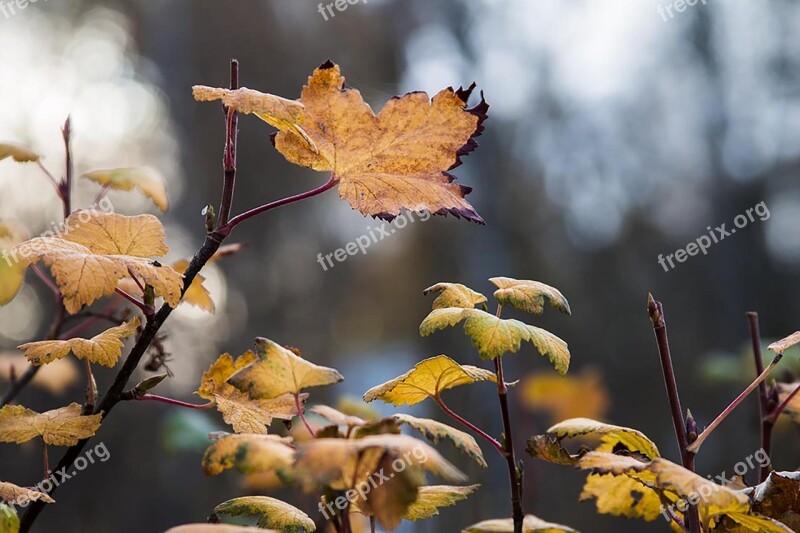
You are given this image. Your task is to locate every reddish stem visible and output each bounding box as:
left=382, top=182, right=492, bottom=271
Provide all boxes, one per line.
left=218, top=60, right=239, bottom=227
left=434, top=394, right=505, bottom=457
left=296, top=393, right=316, bottom=437
left=131, top=393, right=214, bottom=409
left=767, top=382, right=800, bottom=424
left=115, top=287, right=154, bottom=316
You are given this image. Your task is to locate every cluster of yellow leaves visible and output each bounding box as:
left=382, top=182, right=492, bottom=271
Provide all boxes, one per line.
left=194, top=62, right=488, bottom=224
left=10, top=211, right=183, bottom=314
left=18, top=317, right=140, bottom=367
left=0, top=403, right=101, bottom=446
left=527, top=418, right=794, bottom=532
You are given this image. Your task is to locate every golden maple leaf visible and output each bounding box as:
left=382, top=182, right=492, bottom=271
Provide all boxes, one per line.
left=195, top=62, right=488, bottom=223
left=0, top=403, right=102, bottom=446
left=18, top=317, right=140, bottom=367
left=13, top=211, right=183, bottom=314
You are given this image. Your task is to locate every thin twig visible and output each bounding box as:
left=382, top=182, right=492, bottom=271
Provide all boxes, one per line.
left=688, top=354, right=783, bottom=453
left=748, top=312, right=773, bottom=483
left=647, top=294, right=701, bottom=533
left=296, top=393, right=316, bottom=437
left=83, top=359, right=96, bottom=414
left=767, top=382, right=800, bottom=424
left=92, top=184, right=110, bottom=206
left=30, top=265, right=60, bottom=300
left=123, top=393, right=214, bottom=410
left=42, top=442, right=49, bottom=480
left=217, top=59, right=239, bottom=227
left=36, top=161, right=60, bottom=194
left=114, top=287, right=154, bottom=316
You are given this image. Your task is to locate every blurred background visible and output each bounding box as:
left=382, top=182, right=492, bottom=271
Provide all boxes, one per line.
left=1, top=0, right=800, bottom=531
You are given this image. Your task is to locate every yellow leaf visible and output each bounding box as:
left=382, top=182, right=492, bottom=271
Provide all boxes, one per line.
left=336, top=397, right=379, bottom=421
left=363, top=354, right=496, bottom=406
left=579, top=473, right=663, bottom=521
left=403, top=484, right=480, bottom=520
left=18, top=317, right=140, bottom=367
left=82, top=167, right=169, bottom=212
left=0, top=481, right=54, bottom=505
left=165, top=526, right=275, bottom=533
left=197, top=351, right=301, bottom=434
left=390, top=413, right=487, bottom=468
left=172, top=259, right=214, bottom=312
left=0, top=403, right=102, bottom=446
left=214, top=496, right=316, bottom=532
left=769, top=332, right=800, bottom=355
left=13, top=211, right=183, bottom=314
left=423, top=283, right=487, bottom=310
left=525, top=435, right=581, bottom=466
left=228, top=338, right=343, bottom=399
left=0, top=219, right=27, bottom=306
left=462, top=514, right=579, bottom=532
left=0, top=143, right=39, bottom=163
left=192, top=86, right=314, bottom=150
left=0, top=503, right=19, bottom=533
left=489, top=277, right=571, bottom=316
left=520, top=368, right=610, bottom=424
left=270, top=62, right=487, bottom=223
left=735, top=471, right=800, bottom=531
left=201, top=433, right=294, bottom=476
left=545, top=418, right=660, bottom=460
left=719, top=513, right=794, bottom=532
left=0, top=353, right=79, bottom=395
left=420, top=308, right=570, bottom=372
left=309, top=404, right=366, bottom=427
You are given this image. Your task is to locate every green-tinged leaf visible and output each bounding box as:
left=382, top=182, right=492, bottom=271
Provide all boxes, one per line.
left=0, top=503, right=19, bottom=533
left=525, top=434, right=580, bottom=466
left=214, top=496, right=315, bottom=532
left=0, top=220, right=27, bottom=306
left=134, top=373, right=169, bottom=393
left=404, top=484, right=480, bottom=520
left=462, top=514, right=579, bottom=532
left=363, top=355, right=496, bottom=406
left=423, top=283, right=487, bottom=310
left=420, top=308, right=570, bottom=371
left=489, top=277, right=571, bottom=316
left=202, top=433, right=295, bottom=477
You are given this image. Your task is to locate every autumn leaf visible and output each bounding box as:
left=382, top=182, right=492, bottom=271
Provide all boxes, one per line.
left=199, top=62, right=488, bottom=223
left=363, top=355, right=496, bottom=406
left=423, top=283, right=487, bottom=310
left=403, top=484, right=480, bottom=520
left=389, top=414, right=487, bottom=468
left=769, top=332, right=800, bottom=355
left=520, top=368, right=610, bottom=424
left=201, top=433, right=294, bottom=477
left=0, top=142, right=39, bottom=163
left=489, top=277, right=571, bottom=316
left=197, top=351, right=301, bottom=434
left=228, top=338, right=343, bottom=399
left=192, top=85, right=313, bottom=149
left=214, top=496, right=315, bottom=532
left=82, top=168, right=169, bottom=212
left=308, top=404, right=367, bottom=428
left=715, top=513, right=794, bottom=532
left=420, top=308, right=570, bottom=372
left=13, top=211, right=183, bottom=313
left=171, top=259, right=213, bottom=312
left=0, top=403, right=102, bottom=446
left=0, top=353, right=79, bottom=395
left=462, top=514, right=579, bottom=532
left=0, top=503, right=19, bottom=533
left=540, top=418, right=660, bottom=460
left=18, top=317, right=140, bottom=367
left=0, top=219, right=27, bottom=306
left=730, top=471, right=800, bottom=531
left=0, top=481, right=54, bottom=505
left=579, top=472, right=664, bottom=521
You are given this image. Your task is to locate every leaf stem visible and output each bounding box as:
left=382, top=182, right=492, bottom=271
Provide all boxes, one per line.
left=114, top=287, right=154, bottom=316
left=647, top=294, right=701, bottom=533
left=36, top=161, right=60, bottom=195
left=433, top=394, right=505, bottom=456
left=220, top=175, right=338, bottom=235
left=748, top=311, right=773, bottom=483
left=687, top=353, right=782, bottom=454
left=295, top=393, right=316, bottom=437
left=92, top=184, right=110, bottom=206
left=42, top=441, right=49, bottom=480
left=766, top=382, right=800, bottom=424
left=30, top=265, right=61, bottom=300
left=83, top=359, right=96, bottom=414
left=124, top=393, right=214, bottom=410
